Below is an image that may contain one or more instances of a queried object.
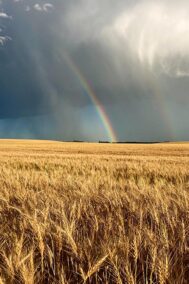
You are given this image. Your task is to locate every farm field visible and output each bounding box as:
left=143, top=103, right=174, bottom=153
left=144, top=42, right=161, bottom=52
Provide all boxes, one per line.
left=0, top=140, right=188, bottom=284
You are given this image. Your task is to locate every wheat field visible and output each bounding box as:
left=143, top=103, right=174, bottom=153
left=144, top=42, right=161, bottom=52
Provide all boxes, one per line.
left=0, top=140, right=188, bottom=284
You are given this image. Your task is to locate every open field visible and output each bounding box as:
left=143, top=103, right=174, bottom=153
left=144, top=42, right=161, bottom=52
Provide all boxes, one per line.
left=0, top=140, right=188, bottom=284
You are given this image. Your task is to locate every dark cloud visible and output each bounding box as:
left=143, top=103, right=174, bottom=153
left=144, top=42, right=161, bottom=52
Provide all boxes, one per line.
left=0, top=0, right=188, bottom=141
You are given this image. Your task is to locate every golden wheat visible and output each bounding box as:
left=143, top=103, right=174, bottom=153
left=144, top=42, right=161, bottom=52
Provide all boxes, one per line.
left=0, top=140, right=188, bottom=284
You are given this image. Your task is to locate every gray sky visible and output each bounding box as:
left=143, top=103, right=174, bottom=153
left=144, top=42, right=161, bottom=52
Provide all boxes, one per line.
left=0, top=0, right=188, bottom=141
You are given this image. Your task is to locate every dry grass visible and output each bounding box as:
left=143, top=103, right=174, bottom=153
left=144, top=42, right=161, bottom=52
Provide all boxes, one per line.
left=0, top=140, right=188, bottom=284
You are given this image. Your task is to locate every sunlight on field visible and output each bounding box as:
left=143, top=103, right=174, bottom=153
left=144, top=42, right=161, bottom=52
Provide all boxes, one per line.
left=0, top=140, right=188, bottom=284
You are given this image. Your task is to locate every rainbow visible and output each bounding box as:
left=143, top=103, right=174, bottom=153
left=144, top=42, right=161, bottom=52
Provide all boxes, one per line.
left=64, top=54, right=117, bottom=142
left=147, top=73, right=175, bottom=141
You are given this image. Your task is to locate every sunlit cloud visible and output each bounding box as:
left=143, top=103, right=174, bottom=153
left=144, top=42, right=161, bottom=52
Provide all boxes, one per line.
left=112, top=1, right=189, bottom=77
left=33, top=3, right=54, bottom=12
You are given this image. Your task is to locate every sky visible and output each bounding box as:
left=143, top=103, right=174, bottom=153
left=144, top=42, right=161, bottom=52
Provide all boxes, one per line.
left=0, top=0, right=189, bottom=142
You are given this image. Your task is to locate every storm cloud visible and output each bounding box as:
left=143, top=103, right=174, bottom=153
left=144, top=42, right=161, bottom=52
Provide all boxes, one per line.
left=0, top=0, right=188, bottom=141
